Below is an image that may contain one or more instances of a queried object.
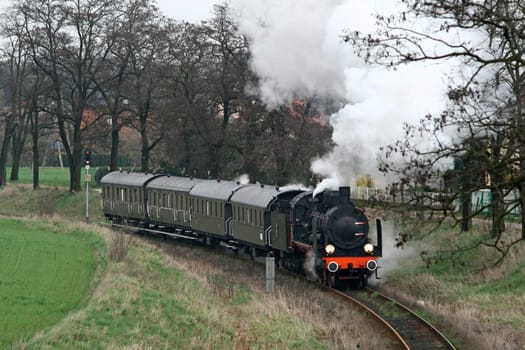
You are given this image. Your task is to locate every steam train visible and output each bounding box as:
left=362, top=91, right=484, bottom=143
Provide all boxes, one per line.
left=100, top=171, right=382, bottom=288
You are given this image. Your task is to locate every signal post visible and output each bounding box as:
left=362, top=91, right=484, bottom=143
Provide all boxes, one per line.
left=84, top=150, right=92, bottom=223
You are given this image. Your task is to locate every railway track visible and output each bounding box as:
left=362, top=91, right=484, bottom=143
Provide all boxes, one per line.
left=337, top=287, right=456, bottom=350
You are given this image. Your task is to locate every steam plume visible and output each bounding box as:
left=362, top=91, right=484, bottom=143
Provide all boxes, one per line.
left=232, top=0, right=450, bottom=188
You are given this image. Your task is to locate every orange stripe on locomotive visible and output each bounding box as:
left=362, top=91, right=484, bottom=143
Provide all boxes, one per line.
left=322, top=256, right=379, bottom=274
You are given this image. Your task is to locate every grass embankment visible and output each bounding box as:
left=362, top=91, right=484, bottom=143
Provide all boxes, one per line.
left=14, top=237, right=337, bottom=349
left=0, top=218, right=104, bottom=348
left=380, top=219, right=525, bottom=350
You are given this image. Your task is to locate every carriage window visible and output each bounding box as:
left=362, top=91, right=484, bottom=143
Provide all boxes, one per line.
left=206, top=201, right=210, bottom=216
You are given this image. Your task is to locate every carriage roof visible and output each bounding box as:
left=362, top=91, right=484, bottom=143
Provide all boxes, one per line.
left=189, top=179, right=247, bottom=201
left=147, top=175, right=203, bottom=192
left=100, top=171, right=160, bottom=187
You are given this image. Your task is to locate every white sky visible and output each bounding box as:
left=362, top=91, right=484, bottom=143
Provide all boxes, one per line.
left=156, top=0, right=219, bottom=22
left=0, top=0, right=219, bottom=22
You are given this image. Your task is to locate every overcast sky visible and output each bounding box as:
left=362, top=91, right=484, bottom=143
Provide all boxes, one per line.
left=156, top=0, right=218, bottom=22
left=0, top=0, right=219, bottom=22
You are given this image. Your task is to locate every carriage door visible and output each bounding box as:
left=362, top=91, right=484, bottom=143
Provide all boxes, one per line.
left=225, top=203, right=233, bottom=236
left=270, top=212, right=288, bottom=251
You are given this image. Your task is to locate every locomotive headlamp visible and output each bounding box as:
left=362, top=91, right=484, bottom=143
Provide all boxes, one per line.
left=325, top=244, right=335, bottom=255
left=363, top=243, right=374, bottom=254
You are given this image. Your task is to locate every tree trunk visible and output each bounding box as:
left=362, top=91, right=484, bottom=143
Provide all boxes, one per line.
left=0, top=120, right=14, bottom=187
left=31, top=110, right=39, bottom=189
left=140, top=113, right=149, bottom=172
left=10, top=134, right=23, bottom=181
left=110, top=117, right=120, bottom=171
left=461, top=192, right=472, bottom=232
left=490, top=189, right=505, bottom=238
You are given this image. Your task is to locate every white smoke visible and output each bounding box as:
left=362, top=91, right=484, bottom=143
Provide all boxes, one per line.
left=234, top=173, right=250, bottom=184
left=231, top=0, right=457, bottom=189
left=232, top=0, right=349, bottom=108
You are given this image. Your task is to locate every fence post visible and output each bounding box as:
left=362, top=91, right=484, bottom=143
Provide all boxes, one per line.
left=266, top=254, right=275, bottom=294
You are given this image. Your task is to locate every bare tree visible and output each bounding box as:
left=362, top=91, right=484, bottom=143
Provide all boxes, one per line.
left=346, top=0, right=525, bottom=261
left=93, top=0, right=164, bottom=171
left=0, top=8, right=35, bottom=186
left=203, top=3, right=250, bottom=178
left=18, top=0, right=116, bottom=191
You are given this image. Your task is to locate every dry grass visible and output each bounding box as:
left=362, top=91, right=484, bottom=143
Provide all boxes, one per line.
left=379, top=223, right=525, bottom=350
left=156, top=240, right=402, bottom=349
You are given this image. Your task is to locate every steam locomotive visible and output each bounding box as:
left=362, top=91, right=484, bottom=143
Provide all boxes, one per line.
left=101, top=171, right=382, bottom=288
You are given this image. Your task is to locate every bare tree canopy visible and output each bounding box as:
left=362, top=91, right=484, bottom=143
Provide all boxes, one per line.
left=346, top=0, right=525, bottom=263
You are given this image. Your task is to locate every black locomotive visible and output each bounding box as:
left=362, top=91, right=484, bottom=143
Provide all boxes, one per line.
left=101, top=171, right=382, bottom=287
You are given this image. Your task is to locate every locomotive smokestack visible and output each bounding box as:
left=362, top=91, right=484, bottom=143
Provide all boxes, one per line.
left=339, top=186, right=350, bottom=205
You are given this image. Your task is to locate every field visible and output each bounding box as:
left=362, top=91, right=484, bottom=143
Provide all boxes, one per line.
left=0, top=218, right=102, bottom=348
left=2, top=167, right=525, bottom=349
left=7, top=167, right=76, bottom=188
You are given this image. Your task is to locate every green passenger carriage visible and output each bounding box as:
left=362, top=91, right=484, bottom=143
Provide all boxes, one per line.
left=146, top=176, right=203, bottom=231
left=100, top=171, right=160, bottom=223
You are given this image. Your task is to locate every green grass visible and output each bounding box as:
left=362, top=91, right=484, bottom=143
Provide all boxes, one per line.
left=0, top=185, right=103, bottom=222
left=14, top=241, right=330, bottom=349
left=0, top=219, right=101, bottom=348
left=7, top=167, right=72, bottom=187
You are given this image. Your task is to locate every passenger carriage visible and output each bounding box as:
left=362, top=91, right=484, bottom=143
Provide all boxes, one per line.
left=146, top=176, right=203, bottom=231
left=100, top=171, right=160, bottom=223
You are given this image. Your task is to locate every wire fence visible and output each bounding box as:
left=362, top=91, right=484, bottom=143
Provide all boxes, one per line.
left=351, top=186, right=522, bottom=216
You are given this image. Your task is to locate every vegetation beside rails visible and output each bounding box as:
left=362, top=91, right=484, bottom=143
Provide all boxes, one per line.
left=379, top=219, right=525, bottom=350
left=0, top=184, right=103, bottom=222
